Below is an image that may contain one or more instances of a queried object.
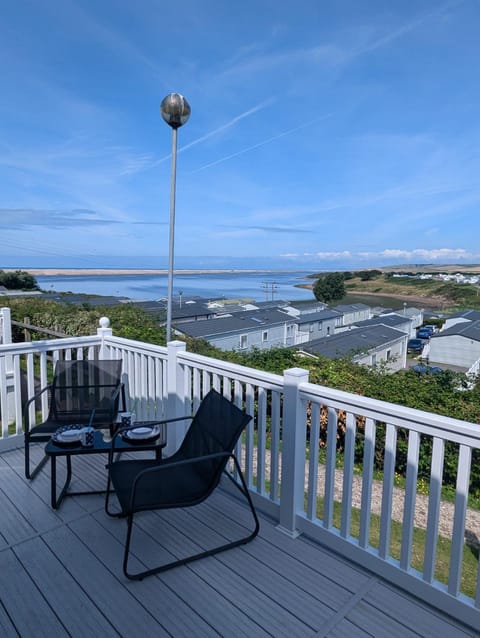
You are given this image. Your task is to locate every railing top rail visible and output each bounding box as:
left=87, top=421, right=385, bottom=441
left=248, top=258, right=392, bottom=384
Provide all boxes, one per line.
left=178, top=349, right=285, bottom=390
left=0, top=335, right=101, bottom=355
left=2, top=332, right=479, bottom=445
left=300, top=381, right=480, bottom=444
left=104, top=335, right=168, bottom=356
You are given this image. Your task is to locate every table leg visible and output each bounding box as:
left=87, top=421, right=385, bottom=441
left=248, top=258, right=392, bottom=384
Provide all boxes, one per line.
left=50, top=455, right=57, bottom=509
left=51, top=454, right=73, bottom=509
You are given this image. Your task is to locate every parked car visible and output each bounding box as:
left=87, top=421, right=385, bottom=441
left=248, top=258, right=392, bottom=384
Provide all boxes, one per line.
left=407, top=338, right=424, bottom=354
left=416, top=328, right=431, bottom=340
left=412, top=364, right=443, bottom=374
left=423, top=325, right=437, bottom=335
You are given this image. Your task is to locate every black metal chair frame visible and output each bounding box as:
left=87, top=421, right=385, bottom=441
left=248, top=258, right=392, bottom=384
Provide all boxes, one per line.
left=105, top=390, right=259, bottom=580
left=24, top=359, right=125, bottom=480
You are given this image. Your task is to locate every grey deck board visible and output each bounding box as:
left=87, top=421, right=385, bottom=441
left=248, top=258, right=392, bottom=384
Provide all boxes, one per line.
left=326, top=620, right=376, bottom=637
left=72, top=514, right=220, bottom=638
left=98, top=509, right=283, bottom=637
left=196, top=498, right=358, bottom=610
left=0, top=548, right=68, bottom=637
left=40, top=524, right=168, bottom=637
left=364, top=581, right=479, bottom=638
left=0, top=489, right=37, bottom=545
left=345, top=599, right=423, bottom=637
left=167, top=504, right=338, bottom=624
left=12, top=536, right=121, bottom=637
left=0, top=600, right=19, bottom=638
left=0, top=446, right=477, bottom=638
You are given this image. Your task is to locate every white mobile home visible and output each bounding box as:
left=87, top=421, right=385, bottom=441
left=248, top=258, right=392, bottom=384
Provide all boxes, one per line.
left=299, top=324, right=408, bottom=372
left=175, top=309, right=297, bottom=351
left=428, top=320, right=480, bottom=369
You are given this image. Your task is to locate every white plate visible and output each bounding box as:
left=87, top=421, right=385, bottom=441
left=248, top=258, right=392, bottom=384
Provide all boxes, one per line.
left=130, top=427, right=152, bottom=437
left=58, top=429, right=82, bottom=442
left=124, top=426, right=160, bottom=441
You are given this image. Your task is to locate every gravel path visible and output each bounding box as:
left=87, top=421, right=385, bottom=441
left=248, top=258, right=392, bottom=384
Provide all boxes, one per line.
left=254, top=451, right=480, bottom=548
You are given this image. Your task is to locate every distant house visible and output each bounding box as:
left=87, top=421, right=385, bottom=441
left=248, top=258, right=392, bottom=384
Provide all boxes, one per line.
left=134, top=296, right=296, bottom=325
left=174, top=309, right=297, bottom=352
left=349, top=313, right=415, bottom=338
left=333, top=303, right=372, bottom=326
left=132, top=297, right=221, bottom=324
left=377, top=306, right=423, bottom=334
left=428, top=320, right=480, bottom=370
left=281, top=301, right=328, bottom=317
left=400, top=307, right=424, bottom=331
left=441, top=310, right=480, bottom=332
left=299, top=325, right=408, bottom=372
left=289, top=308, right=342, bottom=344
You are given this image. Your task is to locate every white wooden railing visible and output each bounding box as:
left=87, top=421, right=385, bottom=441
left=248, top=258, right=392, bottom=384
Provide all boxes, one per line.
left=0, top=316, right=479, bottom=630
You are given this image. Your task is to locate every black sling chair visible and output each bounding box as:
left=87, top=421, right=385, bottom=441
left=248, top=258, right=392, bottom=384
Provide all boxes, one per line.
left=24, top=359, right=124, bottom=479
left=105, top=388, right=260, bottom=580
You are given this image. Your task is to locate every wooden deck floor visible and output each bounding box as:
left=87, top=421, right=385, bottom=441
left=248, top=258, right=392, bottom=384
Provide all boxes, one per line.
left=0, top=446, right=477, bottom=638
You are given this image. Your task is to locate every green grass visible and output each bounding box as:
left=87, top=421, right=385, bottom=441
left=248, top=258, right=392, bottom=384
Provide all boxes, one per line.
left=314, top=495, right=479, bottom=598
left=268, top=460, right=478, bottom=597
left=256, top=436, right=478, bottom=597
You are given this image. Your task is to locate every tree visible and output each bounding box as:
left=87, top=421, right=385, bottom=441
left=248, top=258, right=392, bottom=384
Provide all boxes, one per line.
left=313, top=272, right=345, bottom=303
left=355, top=269, right=382, bottom=281
left=0, top=269, right=38, bottom=290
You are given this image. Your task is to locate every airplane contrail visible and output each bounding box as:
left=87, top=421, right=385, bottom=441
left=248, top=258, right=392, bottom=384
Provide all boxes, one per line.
left=190, top=113, right=332, bottom=173
left=153, top=98, right=274, bottom=166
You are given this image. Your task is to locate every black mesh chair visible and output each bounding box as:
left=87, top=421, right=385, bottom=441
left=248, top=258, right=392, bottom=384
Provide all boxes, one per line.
left=105, top=388, right=259, bottom=580
left=24, top=359, right=124, bottom=479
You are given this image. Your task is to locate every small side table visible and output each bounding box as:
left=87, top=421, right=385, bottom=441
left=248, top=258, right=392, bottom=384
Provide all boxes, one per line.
left=45, top=423, right=166, bottom=509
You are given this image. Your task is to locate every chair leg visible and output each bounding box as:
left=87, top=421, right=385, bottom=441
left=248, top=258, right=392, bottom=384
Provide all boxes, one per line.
left=104, top=470, right=123, bottom=518
left=122, top=461, right=260, bottom=581
left=25, top=440, right=49, bottom=480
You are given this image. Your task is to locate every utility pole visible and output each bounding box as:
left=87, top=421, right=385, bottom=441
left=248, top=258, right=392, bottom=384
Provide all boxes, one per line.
left=261, top=281, right=278, bottom=301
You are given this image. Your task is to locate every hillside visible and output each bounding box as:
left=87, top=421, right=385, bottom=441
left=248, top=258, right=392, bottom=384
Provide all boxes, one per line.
left=303, top=270, right=480, bottom=310
left=380, top=264, right=480, bottom=274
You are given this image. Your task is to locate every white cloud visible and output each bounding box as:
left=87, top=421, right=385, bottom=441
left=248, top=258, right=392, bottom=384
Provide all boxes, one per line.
left=280, top=247, right=480, bottom=264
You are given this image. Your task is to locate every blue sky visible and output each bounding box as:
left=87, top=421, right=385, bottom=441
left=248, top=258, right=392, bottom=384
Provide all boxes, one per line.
left=1, top=0, right=479, bottom=270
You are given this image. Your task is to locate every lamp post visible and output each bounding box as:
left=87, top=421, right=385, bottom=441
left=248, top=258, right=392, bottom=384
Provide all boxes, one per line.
left=160, top=92, right=191, bottom=342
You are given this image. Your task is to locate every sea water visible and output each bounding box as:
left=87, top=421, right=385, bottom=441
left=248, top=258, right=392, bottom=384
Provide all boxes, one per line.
left=36, top=271, right=316, bottom=302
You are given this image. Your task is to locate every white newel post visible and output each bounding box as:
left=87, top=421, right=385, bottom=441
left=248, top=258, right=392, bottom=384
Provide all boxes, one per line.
left=165, top=340, right=187, bottom=456
left=0, top=307, right=15, bottom=425
left=277, top=367, right=309, bottom=537
left=97, top=317, right=113, bottom=359
left=0, top=307, right=12, bottom=345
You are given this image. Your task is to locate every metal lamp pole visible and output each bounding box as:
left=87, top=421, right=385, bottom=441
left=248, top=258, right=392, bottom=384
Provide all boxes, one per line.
left=160, top=93, right=191, bottom=343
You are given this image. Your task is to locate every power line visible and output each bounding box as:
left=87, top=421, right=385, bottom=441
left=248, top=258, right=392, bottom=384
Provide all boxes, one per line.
left=261, top=281, right=278, bottom=301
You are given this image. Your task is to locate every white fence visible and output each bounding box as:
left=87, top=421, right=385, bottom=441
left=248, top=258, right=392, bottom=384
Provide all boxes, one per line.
left=0, top=317, right=479, bottom=629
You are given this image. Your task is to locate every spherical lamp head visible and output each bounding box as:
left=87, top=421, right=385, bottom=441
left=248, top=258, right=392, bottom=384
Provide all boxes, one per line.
left=160, top=93, right=191, bottom=129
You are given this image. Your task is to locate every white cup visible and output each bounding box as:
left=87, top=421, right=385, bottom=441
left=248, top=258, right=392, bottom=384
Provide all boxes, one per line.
left=80, top=426, right=94, bottom=447
left=120, top=412, right=135, bottom=428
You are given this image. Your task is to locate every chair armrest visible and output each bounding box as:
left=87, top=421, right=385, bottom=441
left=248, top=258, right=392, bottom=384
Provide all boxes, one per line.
left=109, top=415, right=194, bottom=456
